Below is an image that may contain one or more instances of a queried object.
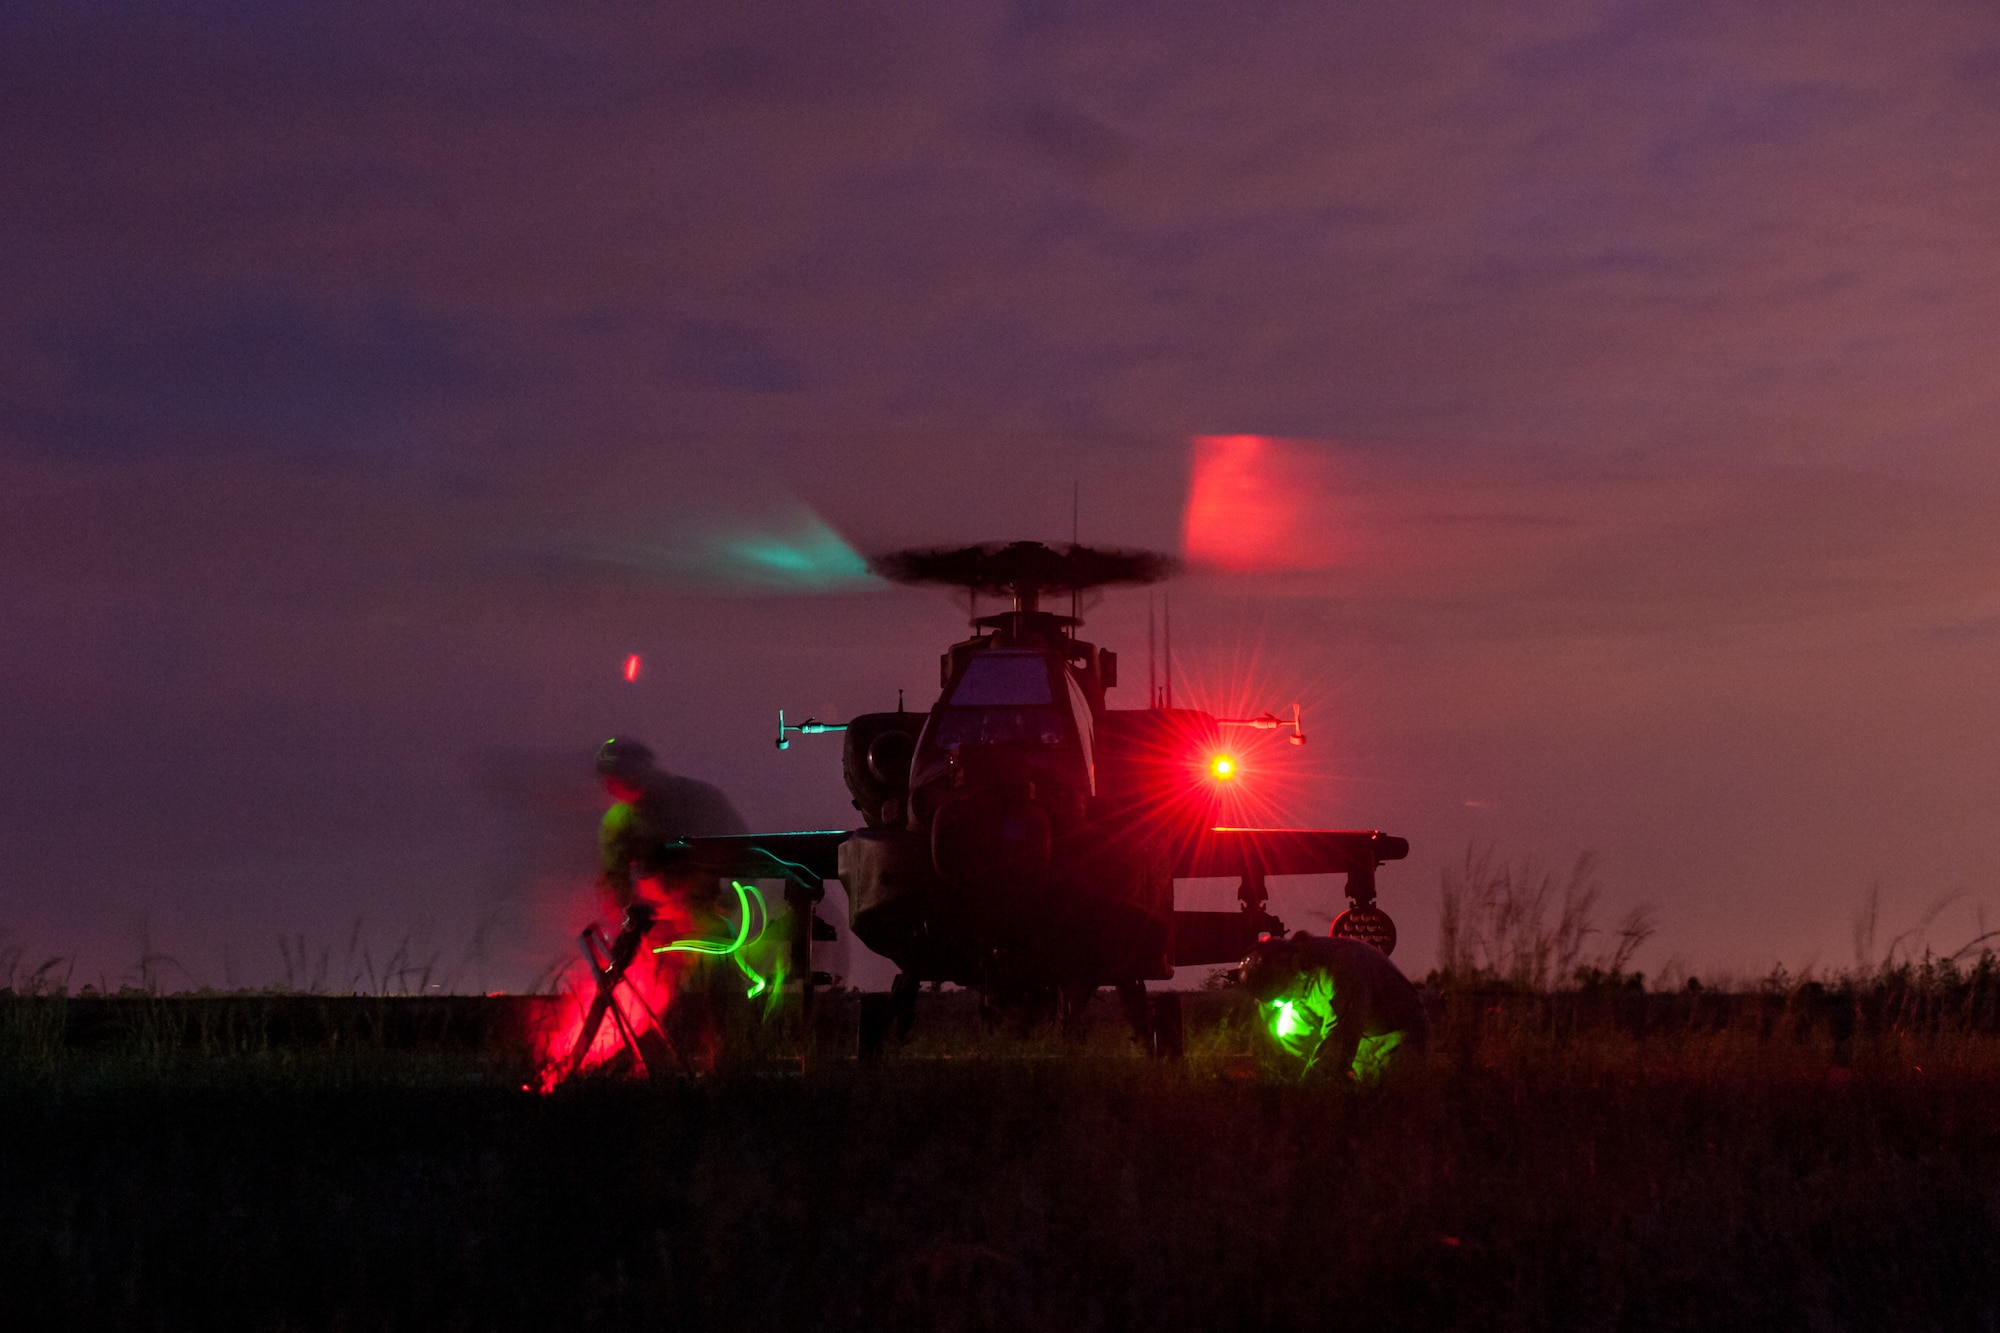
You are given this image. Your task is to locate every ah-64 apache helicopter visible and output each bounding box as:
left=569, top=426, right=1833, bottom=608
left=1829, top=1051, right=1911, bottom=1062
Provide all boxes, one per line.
left=609, top=540, right=1408, bottom=1060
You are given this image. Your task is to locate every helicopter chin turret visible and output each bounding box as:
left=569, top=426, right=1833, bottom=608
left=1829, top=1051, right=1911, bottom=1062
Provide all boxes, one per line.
left=928, top=749, right=1054, bottom=896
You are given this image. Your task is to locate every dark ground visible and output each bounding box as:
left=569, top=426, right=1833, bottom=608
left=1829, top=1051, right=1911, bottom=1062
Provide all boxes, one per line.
left=3, top=984, right=1999, bottom=1331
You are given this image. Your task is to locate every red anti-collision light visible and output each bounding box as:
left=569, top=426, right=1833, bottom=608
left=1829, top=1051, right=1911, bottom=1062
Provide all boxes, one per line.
left=1209, top=755, right=1237, bottom=780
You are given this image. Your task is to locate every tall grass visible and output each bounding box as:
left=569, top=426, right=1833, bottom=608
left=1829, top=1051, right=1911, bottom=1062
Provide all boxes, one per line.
left=1433, top=846, right=1656, bottom=990
left=4, top=994, right=1999, bottom=1331
left=10, top=870, right=2000, bottom=1328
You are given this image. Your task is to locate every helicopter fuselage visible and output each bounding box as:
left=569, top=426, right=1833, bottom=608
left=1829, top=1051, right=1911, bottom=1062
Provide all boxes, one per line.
left=676, top=542, right=1408, bottom=1011
left=834, top=606, right=1400, bottom=1000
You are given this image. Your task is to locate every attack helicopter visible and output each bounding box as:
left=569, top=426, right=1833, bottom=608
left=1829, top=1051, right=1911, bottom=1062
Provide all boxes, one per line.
left=654, top=540, right=1408, bottom=1057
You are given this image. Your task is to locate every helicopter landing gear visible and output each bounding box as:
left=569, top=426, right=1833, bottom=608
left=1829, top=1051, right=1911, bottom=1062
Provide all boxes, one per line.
left=1151, top=993, right=1185, bottom=1059
left=783, top=876, right=838, bottom=1071
left=859, top=971, right=920, bottom=1062
left=1057, top=981, right=1096, bottom=1044
left=857, top=995, right=892, bottom=1062
left=1116, top=981, right=1186, bottom=1060
left=1118, top=980, right=1148, bottom=1046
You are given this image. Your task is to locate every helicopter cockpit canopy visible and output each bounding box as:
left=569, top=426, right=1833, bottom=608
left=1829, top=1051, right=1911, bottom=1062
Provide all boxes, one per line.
left=875, top=542, right=1160, bottom=836
left=910, top=648, right=1095, bottom=806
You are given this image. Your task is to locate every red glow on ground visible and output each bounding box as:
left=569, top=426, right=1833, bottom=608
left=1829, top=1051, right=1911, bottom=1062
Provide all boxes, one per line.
left=1183, top=435, right=1346, bottom=573
left=532, top=896, right=698, bottom=1092
left=624, top=653, right=642, bottom=682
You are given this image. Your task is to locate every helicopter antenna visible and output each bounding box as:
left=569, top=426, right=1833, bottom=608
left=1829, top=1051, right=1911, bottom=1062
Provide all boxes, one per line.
left=1163, top=592, right=1173, bottom=709
left=1070, top=481, right=1080, bottom=631
left=1147, top=593, right=1158, bottom=709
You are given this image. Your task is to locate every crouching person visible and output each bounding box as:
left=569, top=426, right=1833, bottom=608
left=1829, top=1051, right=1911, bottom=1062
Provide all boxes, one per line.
left=1238, top=934, right=1430, bottom=1083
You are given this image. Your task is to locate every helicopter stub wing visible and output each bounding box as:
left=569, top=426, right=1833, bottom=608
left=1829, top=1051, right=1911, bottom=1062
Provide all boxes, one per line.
left=1177, top=827, right=1408, bottom=879
left=1170, top=828, right=1409, bottom=966
left=668, top=831, right=851, bottom=886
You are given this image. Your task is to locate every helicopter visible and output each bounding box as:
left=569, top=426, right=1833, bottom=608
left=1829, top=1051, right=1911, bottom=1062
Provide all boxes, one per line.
left=653, top=540, right=1408, bottom=1058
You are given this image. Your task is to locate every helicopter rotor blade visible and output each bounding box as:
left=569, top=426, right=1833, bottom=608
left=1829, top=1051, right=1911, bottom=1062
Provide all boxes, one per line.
left=871, top=541, right=1179, bottom=596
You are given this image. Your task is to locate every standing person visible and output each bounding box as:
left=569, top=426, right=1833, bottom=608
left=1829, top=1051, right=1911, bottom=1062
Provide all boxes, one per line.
left=593, top=735, right=750, bottom=1070
left=595, top=735, right=748, bottom=912
left=1237, top=934, right=1430, bottom=1083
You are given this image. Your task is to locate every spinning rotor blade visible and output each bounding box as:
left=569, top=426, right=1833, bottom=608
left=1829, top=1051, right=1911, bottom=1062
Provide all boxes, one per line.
left=569, top=507, right=884, bottom=595
left=871, top=541, right=1178, bottom=596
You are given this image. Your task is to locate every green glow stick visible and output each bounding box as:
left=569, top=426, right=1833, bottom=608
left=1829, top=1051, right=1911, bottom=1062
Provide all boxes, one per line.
left=653, top=881, right=774, bottom=997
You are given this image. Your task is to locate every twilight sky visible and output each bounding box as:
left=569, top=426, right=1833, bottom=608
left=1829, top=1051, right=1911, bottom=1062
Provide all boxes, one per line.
left=5, top=1, right=1999, bottom=991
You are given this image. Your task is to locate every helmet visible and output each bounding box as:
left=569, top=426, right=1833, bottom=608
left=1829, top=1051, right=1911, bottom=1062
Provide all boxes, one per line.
left=594, top=736, right=656, bottom=780
left=1234, top=939, right=1301, bottom=1003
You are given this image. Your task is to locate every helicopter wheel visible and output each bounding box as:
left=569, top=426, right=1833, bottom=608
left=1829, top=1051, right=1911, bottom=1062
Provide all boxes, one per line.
left=1149, top=993, right=1185, bottom=1060
left=859, top=972, right=923, bottom=1063
left=1057, top=982, right=1096, bottom=1044
left=1116, top=981, right=1151, bottom=1049
left=858, top=994, right=894, bottom=1063
left=890, top=970, right=920, bottom=1041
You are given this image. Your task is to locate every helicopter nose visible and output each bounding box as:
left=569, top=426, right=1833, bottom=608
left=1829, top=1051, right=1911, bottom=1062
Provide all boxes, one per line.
left=932, top=795, right=1052, bottom=895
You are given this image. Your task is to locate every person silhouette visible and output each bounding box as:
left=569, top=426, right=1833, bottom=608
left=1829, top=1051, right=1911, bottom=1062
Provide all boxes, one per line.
left=1237, top=933, right=1429, bottom=1082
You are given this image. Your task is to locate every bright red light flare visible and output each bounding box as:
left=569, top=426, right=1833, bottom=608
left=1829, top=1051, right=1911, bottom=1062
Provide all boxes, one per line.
left=1163, top=640, right=1331, bottom=830
left=624, top=653, right=642, bottom=682
left=1209, top=754, right=1238, bottom=781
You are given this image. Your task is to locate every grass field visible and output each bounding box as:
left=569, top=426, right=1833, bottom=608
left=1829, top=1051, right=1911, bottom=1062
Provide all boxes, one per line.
left=5, top=971, right=2000, bottom=1331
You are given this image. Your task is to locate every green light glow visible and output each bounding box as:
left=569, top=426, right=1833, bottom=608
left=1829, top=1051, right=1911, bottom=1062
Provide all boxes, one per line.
left=579, top=507, right=884, bottom=594
left=704, top=511, right=880, bottom=590
left=734, top=948, right=767, bottom=1000
left=1258, top=972, right=1409, bottom=1082
left=748, top=846, right=822, bottom=882
left=655, top=881, right=772, bottom=998
left=717, top=519, right=875, bottom=587
left=1262, top=973, right=1338, bottom=1056
left=1271, top=1000, right=1311, bottom=1051
left=1351, top=1031, right=1404, bottom=1087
